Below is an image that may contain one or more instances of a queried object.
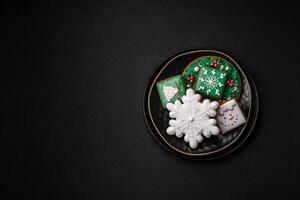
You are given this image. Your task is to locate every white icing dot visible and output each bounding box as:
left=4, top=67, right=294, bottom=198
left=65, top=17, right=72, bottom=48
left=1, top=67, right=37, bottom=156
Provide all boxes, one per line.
left=194, top=66, right=200, bottom=72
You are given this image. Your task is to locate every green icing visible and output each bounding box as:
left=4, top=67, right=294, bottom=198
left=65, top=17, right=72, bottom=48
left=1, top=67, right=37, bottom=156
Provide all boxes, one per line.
left=194, top=65, right=228, bottom=99
left=156, top=75, right=186, bottom=108
left=222, top=68, right=241, bottom=100
left=183, top=56, right=241, bottom=100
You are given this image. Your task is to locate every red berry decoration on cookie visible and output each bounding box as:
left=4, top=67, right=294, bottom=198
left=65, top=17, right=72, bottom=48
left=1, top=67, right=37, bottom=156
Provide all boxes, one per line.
left=227, top=79, right=234, bottom=87
left=187, top=75, right=194, bottom=83
left=182, top=56, right=241, bottom=101
left=210, top=60, right=218, bottom=67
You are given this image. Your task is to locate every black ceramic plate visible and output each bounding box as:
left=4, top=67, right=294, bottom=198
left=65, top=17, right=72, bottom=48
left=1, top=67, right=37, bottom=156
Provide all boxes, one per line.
left=143, top=49, right=259, bottom=160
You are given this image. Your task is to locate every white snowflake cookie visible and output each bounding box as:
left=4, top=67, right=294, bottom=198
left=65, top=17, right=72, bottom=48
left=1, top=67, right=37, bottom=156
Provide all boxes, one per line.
left=216, top=99, right=246, bottom=134
left=166, top=88, right=220, bottom=149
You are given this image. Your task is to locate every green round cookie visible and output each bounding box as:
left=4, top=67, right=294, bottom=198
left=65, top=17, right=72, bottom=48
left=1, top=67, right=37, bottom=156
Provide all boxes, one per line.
left=182, top=56, right=241, bottom=101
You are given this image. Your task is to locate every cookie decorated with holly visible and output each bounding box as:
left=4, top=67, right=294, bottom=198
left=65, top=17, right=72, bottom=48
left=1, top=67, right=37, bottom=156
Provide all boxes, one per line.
left=182, top=56, right=242, bottom=101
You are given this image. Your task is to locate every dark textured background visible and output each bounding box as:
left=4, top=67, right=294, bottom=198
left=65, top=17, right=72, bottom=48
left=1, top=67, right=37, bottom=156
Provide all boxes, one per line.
left=2, top=1, right=300, bottom=199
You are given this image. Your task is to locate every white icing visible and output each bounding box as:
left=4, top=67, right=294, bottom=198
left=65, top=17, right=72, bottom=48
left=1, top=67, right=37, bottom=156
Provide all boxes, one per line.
left=218, top=100, right=236, bottom=115
left=216, top=99, right=246, bottom=134
left=162, top=85, right=178, bottom=101
left=166, top=89, right=220, bottom=149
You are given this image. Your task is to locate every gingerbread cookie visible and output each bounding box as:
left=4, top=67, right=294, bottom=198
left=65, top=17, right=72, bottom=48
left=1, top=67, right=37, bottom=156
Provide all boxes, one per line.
left=183, top=56, right=242, bottom=101
left=166, top=89, right=220, bottom=149
left=216, top=99, right=246, bottom=134
left=193, top=65, right=228, bottom=99
left=156, top=75, right=186, bottom=108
